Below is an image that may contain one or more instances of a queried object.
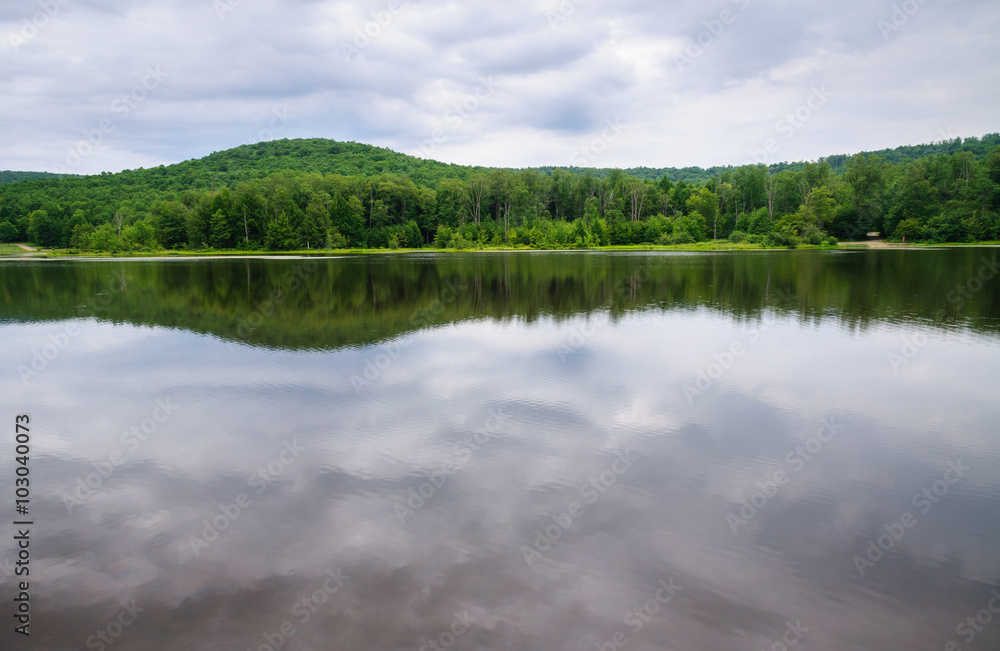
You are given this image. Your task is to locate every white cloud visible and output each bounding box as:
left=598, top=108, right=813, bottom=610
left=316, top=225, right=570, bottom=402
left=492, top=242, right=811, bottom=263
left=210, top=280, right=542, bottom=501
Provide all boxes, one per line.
left=0, top=0, right=997, bottom=173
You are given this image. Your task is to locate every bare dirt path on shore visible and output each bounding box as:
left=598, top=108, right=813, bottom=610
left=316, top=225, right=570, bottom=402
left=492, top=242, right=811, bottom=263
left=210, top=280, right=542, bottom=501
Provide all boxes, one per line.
left=839, top=241, right=917, bottom=248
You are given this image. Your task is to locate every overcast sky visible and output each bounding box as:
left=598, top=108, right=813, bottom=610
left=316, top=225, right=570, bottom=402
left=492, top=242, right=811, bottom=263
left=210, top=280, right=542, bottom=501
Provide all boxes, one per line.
left=2, top=0, right=998, bottom=174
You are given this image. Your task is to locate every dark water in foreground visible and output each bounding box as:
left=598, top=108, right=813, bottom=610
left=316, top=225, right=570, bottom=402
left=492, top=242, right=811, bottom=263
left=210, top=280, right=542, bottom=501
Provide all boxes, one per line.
left=1, top=249, right=1000, bottom=650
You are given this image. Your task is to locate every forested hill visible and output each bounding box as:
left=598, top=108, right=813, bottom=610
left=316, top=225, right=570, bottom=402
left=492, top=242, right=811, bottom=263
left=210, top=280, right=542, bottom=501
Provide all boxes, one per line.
left=2, top=140, right=488, bottom=194
left=821, top=133, right=1000, bottom=172
left=4, top=133, right=997, bottom=190
left=182, top=139, right=493, bottom=189
left=535, top=133, right=1000, bottom=184
left=1, top=132, right=998, bottom=251
left=0, top=171, right=71, bottom=184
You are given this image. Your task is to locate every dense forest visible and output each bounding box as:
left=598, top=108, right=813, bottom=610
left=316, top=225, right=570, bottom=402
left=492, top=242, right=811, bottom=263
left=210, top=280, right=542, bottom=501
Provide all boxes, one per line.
left=0, top=134, right=998, bottom=252
left=0, top=171, right=70, bottom=184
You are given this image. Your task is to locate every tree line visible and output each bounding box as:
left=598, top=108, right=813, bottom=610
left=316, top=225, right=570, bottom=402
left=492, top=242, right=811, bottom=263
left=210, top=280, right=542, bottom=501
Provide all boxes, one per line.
left=1, top=136, right=998, bottom=252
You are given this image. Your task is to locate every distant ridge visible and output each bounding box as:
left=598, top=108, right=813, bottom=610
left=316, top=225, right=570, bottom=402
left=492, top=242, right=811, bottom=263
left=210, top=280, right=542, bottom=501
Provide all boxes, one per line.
left=2, top=132, right=998, bottom=187
left=535, top=132, right=1000, bottom=184
left=0, top=170, right=73, bottom=184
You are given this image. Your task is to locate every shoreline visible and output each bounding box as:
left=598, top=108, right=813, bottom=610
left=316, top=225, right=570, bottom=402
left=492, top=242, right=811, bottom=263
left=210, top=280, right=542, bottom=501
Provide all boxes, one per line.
left=2, top=240, right=998, bottom=261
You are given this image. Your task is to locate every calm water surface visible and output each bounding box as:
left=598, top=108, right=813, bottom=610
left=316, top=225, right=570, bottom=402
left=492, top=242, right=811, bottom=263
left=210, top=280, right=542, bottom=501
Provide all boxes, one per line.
left=1, top=249, right=999, bottom=650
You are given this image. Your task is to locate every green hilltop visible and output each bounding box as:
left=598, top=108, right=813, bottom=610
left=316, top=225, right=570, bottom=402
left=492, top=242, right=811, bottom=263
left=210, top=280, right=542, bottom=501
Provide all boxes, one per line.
left=0, top=132, right=998, bottom=251
left=4, top=133, right=997, bottom=189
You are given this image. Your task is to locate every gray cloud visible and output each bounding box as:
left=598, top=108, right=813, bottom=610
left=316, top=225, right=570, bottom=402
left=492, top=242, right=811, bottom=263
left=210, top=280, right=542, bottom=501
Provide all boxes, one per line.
left=1, top=0, right=998, bottom=173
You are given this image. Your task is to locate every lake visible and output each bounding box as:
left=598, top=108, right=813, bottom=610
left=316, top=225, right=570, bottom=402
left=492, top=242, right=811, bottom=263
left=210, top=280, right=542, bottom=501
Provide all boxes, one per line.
left=2, top=248, right=1000, bottom=650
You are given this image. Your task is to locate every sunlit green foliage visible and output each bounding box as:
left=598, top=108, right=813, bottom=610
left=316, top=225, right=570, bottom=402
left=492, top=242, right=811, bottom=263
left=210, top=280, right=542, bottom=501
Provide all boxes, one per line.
left=1, top=135, right=998, bottom=251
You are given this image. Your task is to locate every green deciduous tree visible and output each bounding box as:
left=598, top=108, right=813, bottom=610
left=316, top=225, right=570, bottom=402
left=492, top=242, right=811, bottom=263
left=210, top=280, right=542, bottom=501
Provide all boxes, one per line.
left=845, top=154, right=888, bottom=233
left=123, top=219, right=158, bottom=250
left=28, top=210, right=60, bottom=247
left=266, top=212, right=296, bottom=250
left=90, top=223, right=120, bottom=252
left=0, top=220, right=18, bottom=242
left=69, top=223, right=95, bottom=249
left=150, top=201, right=189, bottom=249
left=686, top=187, right=719, bottom=238
left=807, top=186, right=836, bottom=231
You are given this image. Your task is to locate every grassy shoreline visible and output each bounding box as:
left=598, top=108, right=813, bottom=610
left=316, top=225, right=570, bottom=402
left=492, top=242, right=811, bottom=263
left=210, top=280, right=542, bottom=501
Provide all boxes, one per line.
left=3, top=240, right=999, bottom=259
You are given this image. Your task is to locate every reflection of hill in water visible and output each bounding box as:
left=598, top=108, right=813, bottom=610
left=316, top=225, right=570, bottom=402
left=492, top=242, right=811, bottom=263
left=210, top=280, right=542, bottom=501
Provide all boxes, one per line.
left=2, top=250, right=998, bottom=349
